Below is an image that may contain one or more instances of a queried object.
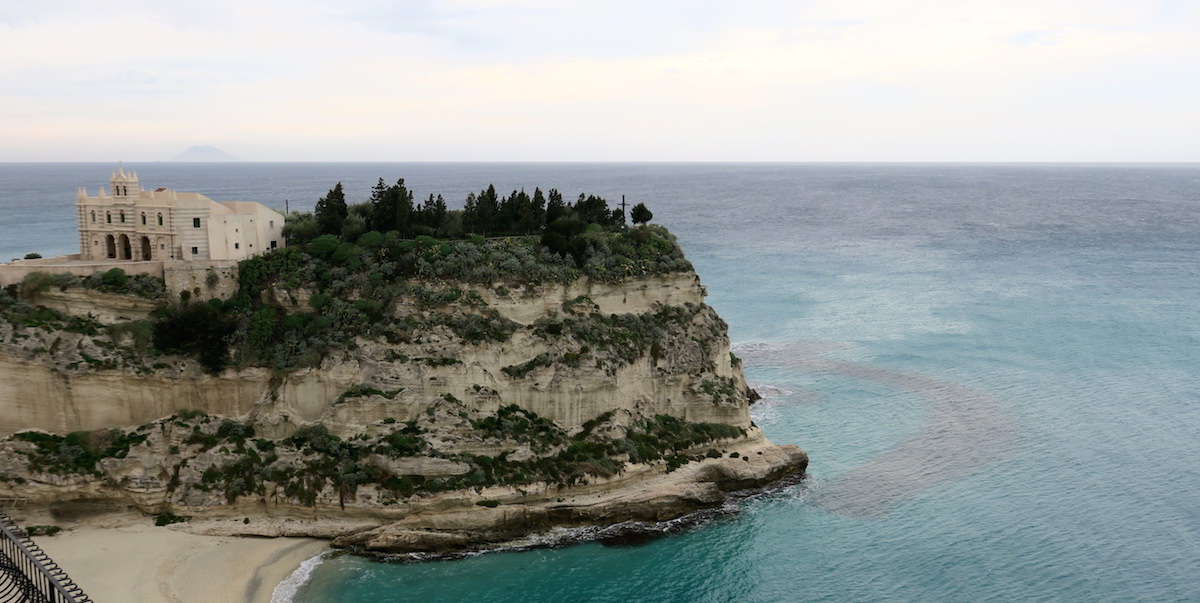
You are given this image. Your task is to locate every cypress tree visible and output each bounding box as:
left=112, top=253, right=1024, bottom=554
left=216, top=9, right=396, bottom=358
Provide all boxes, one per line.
left=314, top=182, right=348, bottom=236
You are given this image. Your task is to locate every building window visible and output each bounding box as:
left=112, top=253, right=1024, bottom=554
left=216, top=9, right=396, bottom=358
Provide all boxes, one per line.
left=141, top=213, right=147, bottom=225
left=270, top=240, right=277, bottom=249
left=120, top=211, right=125, bottom=223
left=269, top=220, right=274, bottom=228
left=106, top=212, right=112, bottom=224
left=193, top=218, right=201, bottom=228
left=191, top=247, right=199, bottom=255
left=90, top=211, right=96, bottom=223
left=157, top=213, right=163, bottom=226
left=234, top=243, right=240, bottom=250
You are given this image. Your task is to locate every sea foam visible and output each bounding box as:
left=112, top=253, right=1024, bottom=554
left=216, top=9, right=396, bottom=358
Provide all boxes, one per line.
left=271, top=553, right=326, bottom=603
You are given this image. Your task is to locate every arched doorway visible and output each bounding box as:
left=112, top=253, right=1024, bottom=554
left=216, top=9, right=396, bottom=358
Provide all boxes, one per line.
left=119, top=234, right=132, bottom=260
left=141, top=236, right=152, bottom=260
left=106, top=235, right=116, bottom=259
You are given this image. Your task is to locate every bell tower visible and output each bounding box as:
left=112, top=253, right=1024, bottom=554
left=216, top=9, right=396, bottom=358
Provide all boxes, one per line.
left=110, top=164, right=140, bottom=200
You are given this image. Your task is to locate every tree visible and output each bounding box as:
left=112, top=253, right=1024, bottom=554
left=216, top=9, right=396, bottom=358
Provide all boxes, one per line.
left=314, top=182, right=348, bottom=236
left=368, top=178, right=393, bottom=232
left=371, top=178, right=414, bottom=235
left=574, top=193, right=612, bottom=227
left=282, top=211, right=320, bottom=246
left=414, top=193, right=447, bottom=234
left=545, top=189, right=567, bottom=223
left=631, top=202, right=653, bottom=225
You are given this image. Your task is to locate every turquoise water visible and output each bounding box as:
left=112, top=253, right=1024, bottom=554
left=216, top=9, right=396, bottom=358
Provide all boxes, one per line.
left=2, top=164, right=1198, bottom=601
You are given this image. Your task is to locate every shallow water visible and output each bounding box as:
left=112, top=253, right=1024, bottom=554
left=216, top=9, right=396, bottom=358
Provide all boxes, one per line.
left=3, top=163, right=1198, bottom=601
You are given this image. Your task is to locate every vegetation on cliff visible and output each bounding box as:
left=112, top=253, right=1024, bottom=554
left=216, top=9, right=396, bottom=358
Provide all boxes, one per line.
left=2, top=179, right=692, bottom=375
left=0, top=177, right=780, bottom=528
left=154, top=179, right=689, bottom=373
left=287, top=179, right=630, bottom=246
left=11, top=429, right=147, bottom=477
left=16, top=268, right=166, bottom=300
left=1, top=406, right=745, bottom=510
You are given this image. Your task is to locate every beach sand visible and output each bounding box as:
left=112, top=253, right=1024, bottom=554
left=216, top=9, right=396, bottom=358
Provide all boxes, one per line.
left=18, top=509, right=328, bottom=602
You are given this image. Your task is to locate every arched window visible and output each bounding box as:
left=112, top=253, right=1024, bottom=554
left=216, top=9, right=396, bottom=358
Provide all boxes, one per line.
left=157, top=213, right=163, bottom=226
left=120, top=211, right=125, bottom=223
left=90, top=211, right=96, bottom=223
left=106, top=212, right=112, bottom=224
left=141, top=213, right=147, bottom=225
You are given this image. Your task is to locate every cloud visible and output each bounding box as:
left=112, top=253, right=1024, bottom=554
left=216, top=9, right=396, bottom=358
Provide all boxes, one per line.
left=1, top=0, right=1197, bottom=161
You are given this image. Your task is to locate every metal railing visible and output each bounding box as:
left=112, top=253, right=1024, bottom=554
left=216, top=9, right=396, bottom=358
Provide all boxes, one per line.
left=0, top=510, right=91, bottom=602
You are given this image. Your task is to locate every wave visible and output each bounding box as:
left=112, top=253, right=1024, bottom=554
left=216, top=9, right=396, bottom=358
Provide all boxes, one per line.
left=270, top=553, right=327, bottom=603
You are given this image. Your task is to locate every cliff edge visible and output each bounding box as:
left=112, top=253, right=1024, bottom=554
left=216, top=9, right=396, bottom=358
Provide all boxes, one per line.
left=0, top=227, right=806, bottom=552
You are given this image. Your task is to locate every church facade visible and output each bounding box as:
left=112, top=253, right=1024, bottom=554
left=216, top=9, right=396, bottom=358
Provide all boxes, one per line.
left=76, top=166, right=285, bottom=263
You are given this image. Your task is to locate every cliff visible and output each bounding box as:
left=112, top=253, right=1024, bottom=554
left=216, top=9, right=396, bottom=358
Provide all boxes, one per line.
left=0, top=240, right=806, bottom=552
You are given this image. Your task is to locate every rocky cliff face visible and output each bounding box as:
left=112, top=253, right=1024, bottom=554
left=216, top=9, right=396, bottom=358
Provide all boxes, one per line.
left=1, top=273, right=741, bottom=436
left=0, top=271, right=806, bottom=550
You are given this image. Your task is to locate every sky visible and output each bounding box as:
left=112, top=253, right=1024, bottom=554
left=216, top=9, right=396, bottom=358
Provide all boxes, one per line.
left=1, top=0, right=1198, bottom=162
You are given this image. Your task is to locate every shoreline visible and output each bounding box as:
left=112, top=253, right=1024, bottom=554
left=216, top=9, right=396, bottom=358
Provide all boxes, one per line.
left=7, top=439, right=805, bottom=599
left=15, top=508, right=328, bottom=603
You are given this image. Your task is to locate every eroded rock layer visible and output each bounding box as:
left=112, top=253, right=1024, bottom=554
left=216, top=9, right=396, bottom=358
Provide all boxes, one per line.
left=0, top=271, right=806, bottom=549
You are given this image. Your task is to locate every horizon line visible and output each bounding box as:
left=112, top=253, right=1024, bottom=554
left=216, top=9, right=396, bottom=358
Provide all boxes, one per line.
left=1, top=160, right=1198, bottom=166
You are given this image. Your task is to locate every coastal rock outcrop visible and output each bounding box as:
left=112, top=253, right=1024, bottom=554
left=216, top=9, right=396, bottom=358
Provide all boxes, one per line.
left=0, top=263, right=806, bottom=550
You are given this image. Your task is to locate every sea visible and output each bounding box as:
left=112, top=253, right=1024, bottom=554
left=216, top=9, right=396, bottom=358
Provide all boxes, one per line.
left=1, top=163, right=1198, bottom=602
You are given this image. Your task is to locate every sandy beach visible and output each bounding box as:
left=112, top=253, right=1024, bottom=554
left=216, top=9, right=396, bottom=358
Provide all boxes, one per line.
left=12, top=508, right=328, bottom=602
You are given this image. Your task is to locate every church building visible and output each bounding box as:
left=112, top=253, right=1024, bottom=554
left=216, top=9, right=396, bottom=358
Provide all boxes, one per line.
left=76, top=166, right=285, bottom=262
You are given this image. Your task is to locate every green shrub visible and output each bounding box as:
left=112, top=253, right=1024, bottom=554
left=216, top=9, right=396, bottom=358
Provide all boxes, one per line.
left=154, top=512, right=188, bottom=526
left=14, top=429, right=148, bottom=476
left=18, top=271, right=56, bottom=298
left=25, top=525, right=62, bottom=536
left=100, top=268, right=128, bottom=288
left=152, top=301, right=235, bottom=373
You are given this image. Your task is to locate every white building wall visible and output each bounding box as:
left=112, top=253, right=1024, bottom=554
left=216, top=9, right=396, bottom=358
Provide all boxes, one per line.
left=70, top=168, right=285, bottom=264
left=173, top=196, right=219, bottom=260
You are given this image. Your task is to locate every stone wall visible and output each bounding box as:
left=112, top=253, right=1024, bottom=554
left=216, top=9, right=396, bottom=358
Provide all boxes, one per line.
left=0, top=257, right=164, bottom=288
left=162, top=260, right=240, bottom=301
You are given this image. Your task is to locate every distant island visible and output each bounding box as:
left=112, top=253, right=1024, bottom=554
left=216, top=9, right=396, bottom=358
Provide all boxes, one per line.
left=171, top=145, right=240, bottom=162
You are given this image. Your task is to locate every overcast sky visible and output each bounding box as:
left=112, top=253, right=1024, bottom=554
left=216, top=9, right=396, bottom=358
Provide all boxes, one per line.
left=2, top=0, right=1197, bottom=162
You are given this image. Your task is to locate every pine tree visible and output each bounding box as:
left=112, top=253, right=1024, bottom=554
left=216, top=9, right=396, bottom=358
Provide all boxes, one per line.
left=315, top=182, right=348, bottom=236
left=546, top=189, right=566, bottom=223
left=391, top=178, right=414, bottom=237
